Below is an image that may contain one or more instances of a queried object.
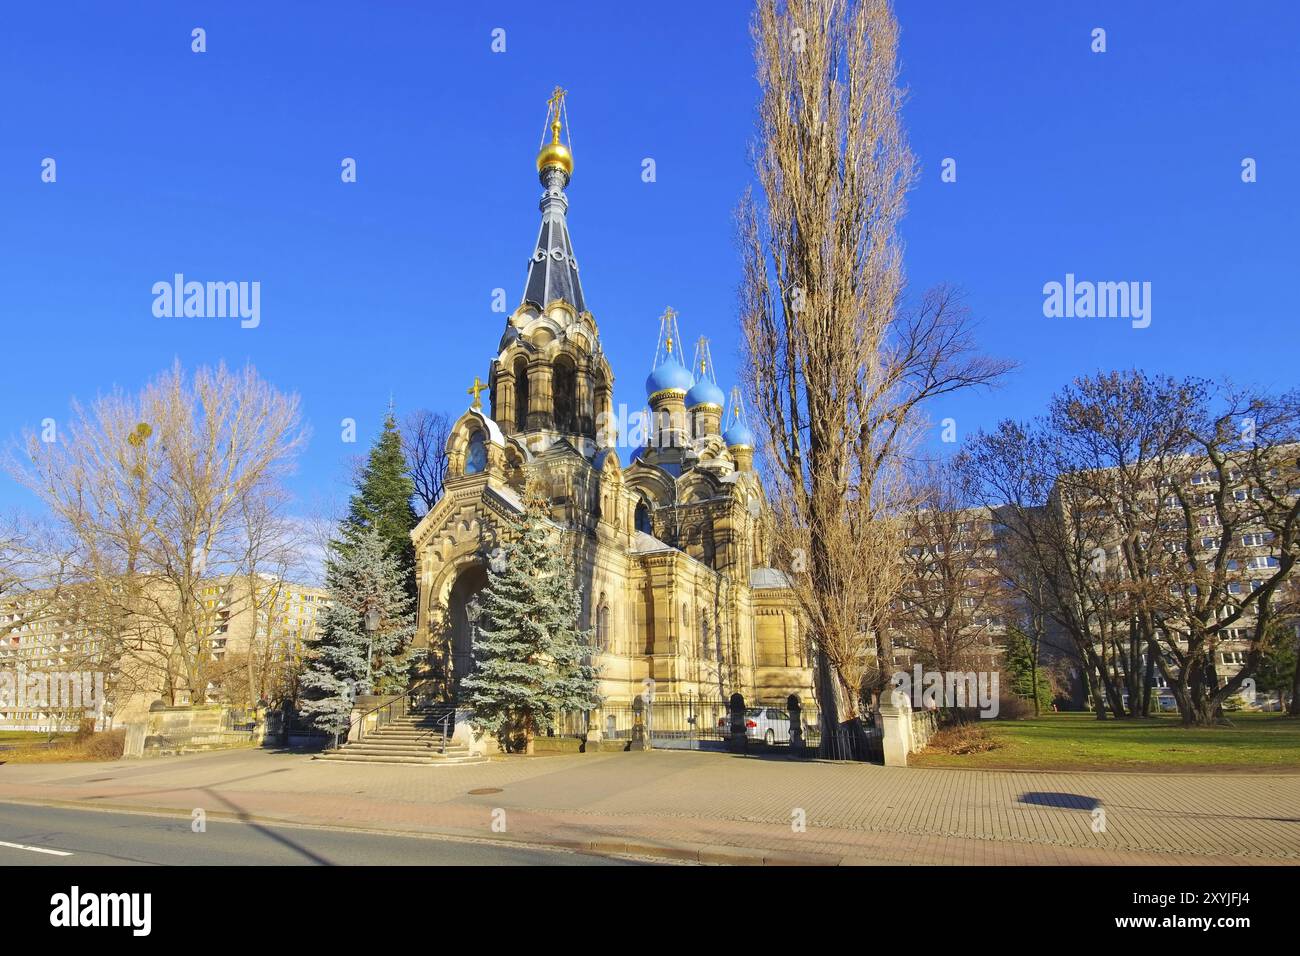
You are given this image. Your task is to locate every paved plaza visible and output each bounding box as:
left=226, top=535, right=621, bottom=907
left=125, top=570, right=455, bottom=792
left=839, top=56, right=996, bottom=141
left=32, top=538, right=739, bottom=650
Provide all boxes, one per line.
left=1, top=748, right=1297, bottom=865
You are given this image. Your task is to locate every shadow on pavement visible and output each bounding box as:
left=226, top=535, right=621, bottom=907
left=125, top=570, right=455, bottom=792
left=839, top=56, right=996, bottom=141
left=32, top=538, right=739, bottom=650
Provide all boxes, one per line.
left=1018, top=791, right=1101, bottom=811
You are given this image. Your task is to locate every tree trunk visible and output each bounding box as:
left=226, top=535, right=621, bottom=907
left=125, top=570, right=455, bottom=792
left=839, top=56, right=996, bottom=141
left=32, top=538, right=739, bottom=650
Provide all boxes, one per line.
left=1029, top=625, right=1043, bottom=717
left=1082, top=663, right=1107, bottom=719
left=814, top=646, right=840, bottom=753
left=1140, top=638, right=1157, bottom=717
left=1289, top=628, right=1300, bottom=717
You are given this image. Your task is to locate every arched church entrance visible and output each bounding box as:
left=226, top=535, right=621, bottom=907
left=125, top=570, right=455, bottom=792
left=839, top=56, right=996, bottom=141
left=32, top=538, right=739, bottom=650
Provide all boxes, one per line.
left=447, top=562, right=489, bottom=698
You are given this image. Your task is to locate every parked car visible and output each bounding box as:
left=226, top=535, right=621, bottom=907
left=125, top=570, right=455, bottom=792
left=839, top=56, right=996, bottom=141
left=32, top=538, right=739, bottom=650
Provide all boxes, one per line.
left=716, top=706, right=801, bottom=744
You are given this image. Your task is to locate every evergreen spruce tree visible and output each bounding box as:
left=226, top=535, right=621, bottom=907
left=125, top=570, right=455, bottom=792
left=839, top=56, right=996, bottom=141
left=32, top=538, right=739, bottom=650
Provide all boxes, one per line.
left=299, top=526, right=416, bottom=738
left=460, top=491, right=600, bottom=753
left=1002, top=628, right=1053, bottom=714
left=341, top=411, right=418, bottom=599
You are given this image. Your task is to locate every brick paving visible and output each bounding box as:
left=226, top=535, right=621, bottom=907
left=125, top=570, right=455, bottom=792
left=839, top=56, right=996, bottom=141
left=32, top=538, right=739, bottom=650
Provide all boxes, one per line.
left=1, top=748, right=1297, bottom=864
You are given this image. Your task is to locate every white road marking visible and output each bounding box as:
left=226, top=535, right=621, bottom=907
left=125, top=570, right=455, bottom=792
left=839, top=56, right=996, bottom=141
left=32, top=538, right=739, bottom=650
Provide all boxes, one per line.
left=0, top=839, right=73, bottom=857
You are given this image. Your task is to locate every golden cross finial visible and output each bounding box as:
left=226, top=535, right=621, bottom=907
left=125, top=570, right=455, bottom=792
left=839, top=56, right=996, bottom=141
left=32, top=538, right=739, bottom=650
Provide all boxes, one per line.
left=660, top=306, right=677, bottom=354
left=547, top=86, right=567, bottom=143
left=467, top=376, right=489, bottom=409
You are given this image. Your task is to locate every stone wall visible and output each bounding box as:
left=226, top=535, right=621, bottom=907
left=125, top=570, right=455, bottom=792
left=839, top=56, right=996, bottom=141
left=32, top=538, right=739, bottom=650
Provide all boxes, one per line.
left=122, top=704, right=261, bottom=758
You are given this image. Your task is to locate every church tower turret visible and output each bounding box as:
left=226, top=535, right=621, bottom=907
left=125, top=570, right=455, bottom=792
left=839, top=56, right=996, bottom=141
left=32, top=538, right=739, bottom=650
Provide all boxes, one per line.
left=642, top=307, right=693, bottom=467
left=723, top=386, right=756, bottom=472
left=686, top=336, right=725, bottom=442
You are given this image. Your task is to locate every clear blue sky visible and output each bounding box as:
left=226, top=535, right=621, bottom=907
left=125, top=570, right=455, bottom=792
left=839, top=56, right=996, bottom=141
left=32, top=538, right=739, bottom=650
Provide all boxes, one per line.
left=2, top=1, right=1296, bottom=518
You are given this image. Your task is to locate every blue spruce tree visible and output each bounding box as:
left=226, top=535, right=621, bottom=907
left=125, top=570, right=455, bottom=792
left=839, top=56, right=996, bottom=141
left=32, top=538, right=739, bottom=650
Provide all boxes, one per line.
left=461, top=491, right=600, bottom=753
left=299, top=526, right=416, bottom=739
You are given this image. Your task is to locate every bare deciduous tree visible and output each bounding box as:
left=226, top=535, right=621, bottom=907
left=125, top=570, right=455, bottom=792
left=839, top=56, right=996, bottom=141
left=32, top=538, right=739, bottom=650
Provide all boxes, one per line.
left=401, top=408, right=451, bottom=516
left=10, top=361, right=308, bottom=708
left=892, top=463, right=1010, bottom=675
left=0, top=514, right=76, bottom=641
left=738, top=0, right=1011, bottom=737
left=968, top=372, right=1300, bottom=726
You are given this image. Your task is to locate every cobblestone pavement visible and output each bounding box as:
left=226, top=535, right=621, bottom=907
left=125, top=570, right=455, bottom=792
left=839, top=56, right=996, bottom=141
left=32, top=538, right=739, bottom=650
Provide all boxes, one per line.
left=2, top=748, right=1296, bottom=864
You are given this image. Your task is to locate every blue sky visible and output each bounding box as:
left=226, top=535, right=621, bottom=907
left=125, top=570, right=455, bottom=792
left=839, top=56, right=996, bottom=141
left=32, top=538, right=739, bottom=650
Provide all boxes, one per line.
left=1, top=1, right=1296, bottom=518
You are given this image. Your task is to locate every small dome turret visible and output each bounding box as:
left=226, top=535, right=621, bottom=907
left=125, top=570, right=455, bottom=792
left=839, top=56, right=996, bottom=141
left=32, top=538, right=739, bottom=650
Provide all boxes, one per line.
left=686, top=377, right=725, bottom=410
left=646, top=358, right=694, bottom=397
left=723, top=420, right=755, bottom=449
left=645, top=307, right=693, bottom=399
left=723, top=385, right=756, bottom=450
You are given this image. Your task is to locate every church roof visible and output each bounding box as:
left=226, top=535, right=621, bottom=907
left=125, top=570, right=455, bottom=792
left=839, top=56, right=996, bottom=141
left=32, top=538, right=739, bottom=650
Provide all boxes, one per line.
left=749, top=566, right=793, bottom=590
left=630, top=531, right=674, bottom=555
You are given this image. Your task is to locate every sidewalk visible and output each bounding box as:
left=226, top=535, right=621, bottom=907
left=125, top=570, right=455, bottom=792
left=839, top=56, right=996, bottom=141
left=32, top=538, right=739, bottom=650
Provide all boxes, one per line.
left=1, top=748, right=1297, bottom=865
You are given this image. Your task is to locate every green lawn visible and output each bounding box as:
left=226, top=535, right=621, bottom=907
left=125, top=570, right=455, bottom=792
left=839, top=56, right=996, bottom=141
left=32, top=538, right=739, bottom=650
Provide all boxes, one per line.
left=0, top=730, right=68, bottom=743
left=911, top=711, right=1300, bottom=772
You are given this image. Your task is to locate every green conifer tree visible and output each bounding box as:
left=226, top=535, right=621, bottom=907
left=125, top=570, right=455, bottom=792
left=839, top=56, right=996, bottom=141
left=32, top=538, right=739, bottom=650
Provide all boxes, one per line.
left=1002, top=628, right=1053, bottom=714
left=460, top=492, right=600, bottom=752
left=299, top=526, right=416, bottom=738
left=341, top=411, right=418, bottom=600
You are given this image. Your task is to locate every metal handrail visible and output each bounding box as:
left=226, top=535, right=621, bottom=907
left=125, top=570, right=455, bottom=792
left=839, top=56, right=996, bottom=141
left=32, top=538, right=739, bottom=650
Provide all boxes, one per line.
left=409, top=706, right=456, bottom=753
left=340, top=679, right=439, bottom=745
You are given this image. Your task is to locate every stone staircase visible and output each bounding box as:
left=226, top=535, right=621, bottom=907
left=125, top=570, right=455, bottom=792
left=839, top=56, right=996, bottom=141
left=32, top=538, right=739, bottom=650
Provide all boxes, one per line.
left=318, top=709, right=487, bottom=766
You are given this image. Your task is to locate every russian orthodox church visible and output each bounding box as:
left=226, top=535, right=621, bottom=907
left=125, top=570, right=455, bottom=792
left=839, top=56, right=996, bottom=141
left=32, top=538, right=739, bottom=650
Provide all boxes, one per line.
left=410, top=91, right=812, bottom=716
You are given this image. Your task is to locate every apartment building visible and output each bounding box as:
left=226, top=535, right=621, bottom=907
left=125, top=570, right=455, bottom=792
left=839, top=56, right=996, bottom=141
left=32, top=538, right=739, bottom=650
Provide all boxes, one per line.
left=1049, top=447, right=1299, bottom=712
left=889, top=506, right=1011, bottom=676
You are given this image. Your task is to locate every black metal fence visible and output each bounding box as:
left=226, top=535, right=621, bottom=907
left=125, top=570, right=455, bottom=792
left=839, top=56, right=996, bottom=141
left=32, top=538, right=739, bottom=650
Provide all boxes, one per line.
left=549, top=694, right=884, bottom=762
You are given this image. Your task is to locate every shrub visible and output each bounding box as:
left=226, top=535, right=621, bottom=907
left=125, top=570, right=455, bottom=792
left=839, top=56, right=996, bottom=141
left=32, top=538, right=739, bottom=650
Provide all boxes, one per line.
left=996, top=694, right=1035, bottom=720
left=923, top=723, right=999, bottom=756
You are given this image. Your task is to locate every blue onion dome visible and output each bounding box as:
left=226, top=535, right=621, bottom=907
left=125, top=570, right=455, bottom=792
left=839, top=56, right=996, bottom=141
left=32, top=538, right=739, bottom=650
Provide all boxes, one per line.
left=723, top=420, right=755, bottom=449
left=686, top=377, right=726, bottom=409
left=645, top=358, right=694, bottom=397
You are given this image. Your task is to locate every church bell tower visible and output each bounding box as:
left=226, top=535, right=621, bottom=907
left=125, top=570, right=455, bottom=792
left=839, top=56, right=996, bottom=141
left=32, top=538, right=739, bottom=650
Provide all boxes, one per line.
left=488, top=89, right=614, bottom=455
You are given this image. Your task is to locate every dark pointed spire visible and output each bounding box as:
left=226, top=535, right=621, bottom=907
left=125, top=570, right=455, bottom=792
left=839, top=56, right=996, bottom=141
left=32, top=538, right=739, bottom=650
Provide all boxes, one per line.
left=523, top=88, right=586, bottom=313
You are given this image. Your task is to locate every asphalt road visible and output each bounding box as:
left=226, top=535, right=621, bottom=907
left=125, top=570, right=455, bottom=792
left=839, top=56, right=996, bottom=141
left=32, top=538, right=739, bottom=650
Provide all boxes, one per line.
left=0, top=802, right=643, bottom=866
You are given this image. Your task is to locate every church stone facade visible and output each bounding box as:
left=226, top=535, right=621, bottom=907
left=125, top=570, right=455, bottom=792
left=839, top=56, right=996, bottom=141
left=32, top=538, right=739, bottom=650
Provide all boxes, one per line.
left=410, top=97, right=812, bottom=717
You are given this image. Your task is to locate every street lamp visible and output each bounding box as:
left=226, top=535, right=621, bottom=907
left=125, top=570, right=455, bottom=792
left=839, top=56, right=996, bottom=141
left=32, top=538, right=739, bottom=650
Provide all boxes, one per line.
left=361, top=604, right=381, bottom=695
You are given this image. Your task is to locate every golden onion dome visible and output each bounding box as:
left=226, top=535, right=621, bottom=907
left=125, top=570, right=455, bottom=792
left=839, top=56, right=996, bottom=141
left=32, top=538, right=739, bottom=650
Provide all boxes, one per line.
left=536, top=139, right=573, bottom=176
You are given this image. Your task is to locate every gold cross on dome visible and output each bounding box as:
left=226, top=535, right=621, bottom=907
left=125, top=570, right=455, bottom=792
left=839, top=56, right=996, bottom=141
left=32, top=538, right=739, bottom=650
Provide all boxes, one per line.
left=467, top=376, right=489, bottom=409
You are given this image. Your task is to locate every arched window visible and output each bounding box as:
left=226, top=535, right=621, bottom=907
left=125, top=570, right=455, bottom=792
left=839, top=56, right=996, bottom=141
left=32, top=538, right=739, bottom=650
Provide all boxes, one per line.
left=553, top=356, right=578, bottom=433
left=596, top=597, right=610, bottom=653
left=465, top=431, right=487, bottom=474
left=634, top=499, right=652, bottom=535
left=513, top=358, right=530, bottom=431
